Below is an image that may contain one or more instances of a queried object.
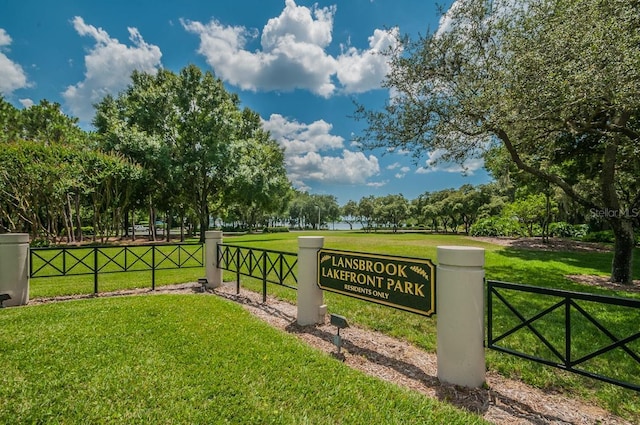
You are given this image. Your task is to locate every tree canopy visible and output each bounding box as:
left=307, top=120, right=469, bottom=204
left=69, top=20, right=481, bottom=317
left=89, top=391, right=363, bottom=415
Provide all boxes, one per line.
left=94, top=65, right=292, bottom=241
left=356, top=0, right=640, bottom=283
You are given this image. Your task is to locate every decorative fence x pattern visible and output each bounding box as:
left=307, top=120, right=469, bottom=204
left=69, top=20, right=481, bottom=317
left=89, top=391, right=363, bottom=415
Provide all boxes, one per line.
left=488, top=280, right=640, bottom=391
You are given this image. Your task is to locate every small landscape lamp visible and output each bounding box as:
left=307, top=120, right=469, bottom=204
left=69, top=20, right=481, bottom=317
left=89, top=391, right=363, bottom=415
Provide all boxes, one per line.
left=330, top=313, right=349, bottom=354
left=197, top=277, right=208, bottom=292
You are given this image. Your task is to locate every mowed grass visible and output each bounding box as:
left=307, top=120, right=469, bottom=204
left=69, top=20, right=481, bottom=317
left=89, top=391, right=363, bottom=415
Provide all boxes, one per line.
left=30, top=244, right=205, bottom=297
left=28, top=231, right=640, bottom=420
left=0, top=295, right=487, bottom=425
left=218, top=231, right=640, bottom=420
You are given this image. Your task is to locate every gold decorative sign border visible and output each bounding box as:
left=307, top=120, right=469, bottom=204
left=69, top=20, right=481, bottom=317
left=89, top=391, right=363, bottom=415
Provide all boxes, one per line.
left=317, top=248, right=436, bottom=317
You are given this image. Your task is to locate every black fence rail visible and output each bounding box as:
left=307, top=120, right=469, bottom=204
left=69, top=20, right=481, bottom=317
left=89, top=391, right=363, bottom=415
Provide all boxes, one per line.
left=217, top=243, right=297, bottom=302
left=487, top=280, right=640, bottom=391
left=30, top=243, right=204, bottom=292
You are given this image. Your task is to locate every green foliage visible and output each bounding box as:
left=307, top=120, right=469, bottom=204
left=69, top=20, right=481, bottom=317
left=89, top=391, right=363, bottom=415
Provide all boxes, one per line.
left=0, top=141, right=142, bottom=239
left=94, top=65, right=292, bottom=241
left=469, top=217, right=525, bottom=237
left=29, top=238, right=50, bottom=247
left=355, top=0, right=640, bottom=283
left=582, top=230, right=616, bottom=244
left=549, top=222, right=588, bottom=238
left=262, top=226, right=290, bottom=233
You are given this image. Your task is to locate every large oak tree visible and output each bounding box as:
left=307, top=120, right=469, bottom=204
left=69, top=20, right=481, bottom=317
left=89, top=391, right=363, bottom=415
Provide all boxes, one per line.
left=356, top=0, right=640, bottom=283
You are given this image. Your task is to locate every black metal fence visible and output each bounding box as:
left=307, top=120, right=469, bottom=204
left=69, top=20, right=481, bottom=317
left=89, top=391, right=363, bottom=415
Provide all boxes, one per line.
left=30, top=243, right=204, bottom=293
left=217, top=243, right=297, bottom=302
left=487, top=279, right=640, bottom=391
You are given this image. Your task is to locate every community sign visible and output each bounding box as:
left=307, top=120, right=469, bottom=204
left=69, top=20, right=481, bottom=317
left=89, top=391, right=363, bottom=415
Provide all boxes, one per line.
left=317, top=249, right=436, bottom=316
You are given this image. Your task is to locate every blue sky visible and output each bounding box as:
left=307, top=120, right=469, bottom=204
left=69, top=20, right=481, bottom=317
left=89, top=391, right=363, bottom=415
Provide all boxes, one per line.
left=0, top=0, right=491, bottom=205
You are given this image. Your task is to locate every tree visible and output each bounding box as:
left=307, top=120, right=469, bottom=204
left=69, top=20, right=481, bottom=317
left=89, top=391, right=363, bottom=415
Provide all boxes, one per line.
left=504, top=194, right=557, bottom=237
left=0, top=97, right=21, bottom=143
left=341, top=200, right=359, bottom=230
left=356, top=0, right=640, bottom=283
left=174, top=65, right=242, bottom=242
left=95, top=65, right=290, bottom=242
left=375, top=194, right=409, bottom=232
left=229, top=109, right=292, bottom=230
left=357, top=196, right=377, bottom=231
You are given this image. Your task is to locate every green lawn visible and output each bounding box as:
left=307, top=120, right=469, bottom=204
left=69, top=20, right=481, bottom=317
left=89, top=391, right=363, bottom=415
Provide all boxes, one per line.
left=0, top=295, right=487, bottom=424
left=26, top=231, right=640, bottom=420
left=30, top=244, right=205, bottom=297
left=217, top=231, right=640, bottom=420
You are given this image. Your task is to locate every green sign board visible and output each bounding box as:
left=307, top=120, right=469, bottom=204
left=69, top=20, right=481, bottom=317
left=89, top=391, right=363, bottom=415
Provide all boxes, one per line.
left=317, top=249, right=436, bottom=317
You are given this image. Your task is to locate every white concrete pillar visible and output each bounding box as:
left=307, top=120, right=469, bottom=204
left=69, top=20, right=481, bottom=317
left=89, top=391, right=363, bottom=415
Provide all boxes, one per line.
left=436, top=246, right=485, bottom=388
left=297, top=236, right=326, bottom=325
left=0, top=233, right=30, bottom=307
left=205, top=231, right=223, bottom=289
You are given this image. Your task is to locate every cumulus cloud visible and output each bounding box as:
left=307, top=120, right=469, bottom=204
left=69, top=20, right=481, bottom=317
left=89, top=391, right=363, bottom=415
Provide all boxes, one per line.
left=182, top=0, right=398, bottom=97
left=335, top=27, right=399, bottom=93
left=262, top=113, right=344, bottom=155
left=416, top=148, right=484, bottom=176
left=63, top=17, right=162, bottom=122
left=19, top=98, right=34, bottom=108
left=0, top=28, right=29, bottom=95
left=262, top=113, right=380, bottom=189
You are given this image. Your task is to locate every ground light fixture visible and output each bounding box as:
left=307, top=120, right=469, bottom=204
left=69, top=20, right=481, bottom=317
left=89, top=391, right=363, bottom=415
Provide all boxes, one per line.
left=330, top=313, right=349, bottom=354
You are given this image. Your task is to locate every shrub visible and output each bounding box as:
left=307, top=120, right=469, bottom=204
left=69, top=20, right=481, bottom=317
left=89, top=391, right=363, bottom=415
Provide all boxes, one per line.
left=582, top=230, right=615, bottom=243
left=221, top=226, right=249, bottom=233
left=549, top=221, right=575, bottom=238
left=30, top=238, right=50, bottom=247
left=470, top=217, right=526, bottom=237
left=262, top=227, right=290, bottom=233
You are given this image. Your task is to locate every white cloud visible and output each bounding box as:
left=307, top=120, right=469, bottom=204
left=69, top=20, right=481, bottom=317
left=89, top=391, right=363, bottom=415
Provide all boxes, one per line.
left=19, top=98, right=34, bottom=108
left=262, top=113, right=380, bottom=188
left=0, top=28, right=29, bottom=95
left=182, top=0, right=399, bottom=97
left=386, top=162, right=401, bottom=170
left=416, top=148, right=484, bottom=176
left=367, top=180, right=387, bottom=188
left=62, top=17, right=162, bottom=123
left=335, top=28, right=398, bottom=93
left=394, top=166, right=410, bottom=179
left=261, top=113, right=343, bottom=155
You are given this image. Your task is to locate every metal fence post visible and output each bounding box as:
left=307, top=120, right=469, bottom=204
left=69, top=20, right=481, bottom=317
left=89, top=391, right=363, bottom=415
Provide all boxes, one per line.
left=151, top=245, right=156, bottom=290
left=236, top=249, right=241, bottom=294
left=436, top=246, right=485, bottom=388
left=93, top=247, right=98, bottom=295
left=262, top=253, right=267, bottom=303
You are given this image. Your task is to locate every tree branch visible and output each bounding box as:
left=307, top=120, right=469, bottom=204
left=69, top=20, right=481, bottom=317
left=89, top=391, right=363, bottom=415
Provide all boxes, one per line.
left=495, top=128, right=598, bottom=210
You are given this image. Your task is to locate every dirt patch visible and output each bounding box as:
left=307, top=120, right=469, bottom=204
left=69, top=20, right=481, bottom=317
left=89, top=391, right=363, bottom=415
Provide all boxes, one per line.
left=565, top=274, right=640, bottom=291
left=212, top=283, right=631, bottom=425
left=470, top=236, right=612, bottom=253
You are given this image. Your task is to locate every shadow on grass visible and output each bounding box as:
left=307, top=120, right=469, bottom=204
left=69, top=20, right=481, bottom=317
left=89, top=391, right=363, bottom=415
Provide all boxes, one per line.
left=488, top=246, right=640, bottom=292
left=217, top=287, right=573, bottom=423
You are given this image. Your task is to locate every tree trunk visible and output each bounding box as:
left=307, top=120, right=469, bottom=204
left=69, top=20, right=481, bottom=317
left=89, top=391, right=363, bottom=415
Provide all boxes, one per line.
left=166, top=211, right=172, bottom=242
left=75, top=193, right=83, bottom=242
left=198, top=204, right=209, bottom=243
left=609, top=217, right=635, bottom=284
left=148, top=199, right=155, bottom=242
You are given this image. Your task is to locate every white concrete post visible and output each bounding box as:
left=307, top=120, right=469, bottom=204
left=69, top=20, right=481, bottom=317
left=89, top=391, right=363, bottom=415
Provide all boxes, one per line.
left=436, top=246, right=486, bottom=388
left=0, top=233, right=30, bottom=307
left=205, top=231, right=223, bottom=289
left=297, top=236, right=326, bottom=325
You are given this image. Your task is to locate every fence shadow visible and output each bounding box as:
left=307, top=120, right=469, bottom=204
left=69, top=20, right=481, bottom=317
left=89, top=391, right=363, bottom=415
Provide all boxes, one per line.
left=214, top=286, right=574, bottom=423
